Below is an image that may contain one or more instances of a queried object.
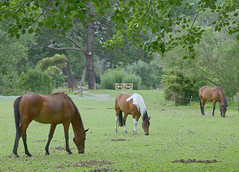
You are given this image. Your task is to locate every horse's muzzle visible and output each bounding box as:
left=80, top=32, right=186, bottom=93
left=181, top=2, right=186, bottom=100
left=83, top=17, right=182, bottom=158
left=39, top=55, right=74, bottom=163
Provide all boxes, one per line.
left=78, top=150, right=84, bottom=154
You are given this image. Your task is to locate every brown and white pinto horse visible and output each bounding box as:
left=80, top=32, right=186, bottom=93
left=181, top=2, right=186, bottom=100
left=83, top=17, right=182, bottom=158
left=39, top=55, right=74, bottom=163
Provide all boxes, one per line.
left=198, top=86, right=227, bottom=117
left=115, top=93, right=150, bottom=135
left=13, top=92, right=88, bottom=157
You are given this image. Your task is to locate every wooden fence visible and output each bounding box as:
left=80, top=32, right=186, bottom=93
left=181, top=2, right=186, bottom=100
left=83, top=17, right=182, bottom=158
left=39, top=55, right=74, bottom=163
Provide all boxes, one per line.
left=115, top=83, right=133, bottom=90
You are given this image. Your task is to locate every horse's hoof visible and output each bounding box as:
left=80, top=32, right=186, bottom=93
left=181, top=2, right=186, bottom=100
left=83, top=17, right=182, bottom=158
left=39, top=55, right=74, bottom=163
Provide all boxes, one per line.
left=68, top=151, right=73, bottom=155
left=14, top=154, right=19, bottom=158
left=26, top=153, right=32, bottom=157
left=45, top=152, right=50, bottom=155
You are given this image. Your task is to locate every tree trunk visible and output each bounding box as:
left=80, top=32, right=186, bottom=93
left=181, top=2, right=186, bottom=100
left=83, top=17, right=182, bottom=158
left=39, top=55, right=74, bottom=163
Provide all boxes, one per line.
left=86, top=19, right=96, bottom=89
left=62, top=61, right=75, bottom=88
left=80, top=65, right=86, bottom=87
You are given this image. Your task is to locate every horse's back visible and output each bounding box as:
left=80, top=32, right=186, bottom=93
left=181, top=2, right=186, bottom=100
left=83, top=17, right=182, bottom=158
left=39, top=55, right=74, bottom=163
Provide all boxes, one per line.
left=115, top=93, right=138, bottom=114
left=19, top=92, right=75, bottom=124
left=199, top=86, right=221, bottom=102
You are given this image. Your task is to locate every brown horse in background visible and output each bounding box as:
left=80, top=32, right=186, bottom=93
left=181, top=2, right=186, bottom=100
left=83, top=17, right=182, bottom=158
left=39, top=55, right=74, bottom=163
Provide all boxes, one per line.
left=13, top=92, right=88, bottom=157
left=198, top=86, right=227, bottom=117
left=115, top=93, right=150, bottom=135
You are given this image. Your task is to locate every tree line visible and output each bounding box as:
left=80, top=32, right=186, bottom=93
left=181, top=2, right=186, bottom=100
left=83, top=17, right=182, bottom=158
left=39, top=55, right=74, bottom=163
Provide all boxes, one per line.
left=0, top=0, right=238, bottom=100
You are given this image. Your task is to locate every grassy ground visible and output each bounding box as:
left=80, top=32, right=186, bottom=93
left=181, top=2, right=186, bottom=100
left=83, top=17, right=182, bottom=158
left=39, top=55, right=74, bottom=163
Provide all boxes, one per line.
left=0, top=90, right=239, bottom=171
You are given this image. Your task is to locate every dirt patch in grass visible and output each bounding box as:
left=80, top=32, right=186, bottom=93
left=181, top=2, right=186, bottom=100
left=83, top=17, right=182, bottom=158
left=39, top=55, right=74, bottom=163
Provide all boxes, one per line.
left=75, top=160, right=112, bottom=167
left=51, top=146, right=65, bottom=150
left=172, top=159, right=218, bottom=164
left=111, top=139, right=126, bottom=141
left=57, top=160, right=112, bottom=170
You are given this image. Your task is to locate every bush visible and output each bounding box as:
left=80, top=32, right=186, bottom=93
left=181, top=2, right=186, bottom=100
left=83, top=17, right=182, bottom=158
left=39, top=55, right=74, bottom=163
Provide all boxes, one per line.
left=126, top=60, right=162, bottom=89
left=122, top=73, right=142, bottom=90
left=161, top=70, right=200, bottom=101
left=18, top=68, right=53, bottom=94
left=100, top=69, right=126, bottom=89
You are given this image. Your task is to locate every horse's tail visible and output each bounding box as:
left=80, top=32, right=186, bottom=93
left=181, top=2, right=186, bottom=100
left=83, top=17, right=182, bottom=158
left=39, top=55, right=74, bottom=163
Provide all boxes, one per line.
left=118, top=111, right=123, bottom=126
left=14, top=97, right=22, bottom=135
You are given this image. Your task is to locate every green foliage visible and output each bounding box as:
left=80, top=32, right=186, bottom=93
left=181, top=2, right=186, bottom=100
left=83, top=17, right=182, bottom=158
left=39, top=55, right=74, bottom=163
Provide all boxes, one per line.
left=53, top=74, right=67, bottom=88
left=37, top=54, right=67, bottom=76
left=126, top=60, right=162, bottom=89
left=161, top=70, right=200, bottom=101
left=122, top=73, right=142, bottom=90
left=100, top=69, right=126, bottom=89
left=100, top=68, right=142, bottom=90
left=37, top=54, right=67, bottom=89
left=18, top=68, right=53, bottom=94
left=106, top=0, right=239, bottom=57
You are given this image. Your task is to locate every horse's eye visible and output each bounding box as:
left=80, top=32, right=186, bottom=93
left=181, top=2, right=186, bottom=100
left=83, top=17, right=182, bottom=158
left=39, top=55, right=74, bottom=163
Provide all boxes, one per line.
left=73, top=138, right=76, bottom=143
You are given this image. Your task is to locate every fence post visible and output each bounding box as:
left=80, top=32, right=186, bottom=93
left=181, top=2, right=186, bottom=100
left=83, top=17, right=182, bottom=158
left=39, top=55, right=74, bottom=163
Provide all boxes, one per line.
left=190, top=96, right=192, bottom=106
left=237, top=93, right=239, bottom=114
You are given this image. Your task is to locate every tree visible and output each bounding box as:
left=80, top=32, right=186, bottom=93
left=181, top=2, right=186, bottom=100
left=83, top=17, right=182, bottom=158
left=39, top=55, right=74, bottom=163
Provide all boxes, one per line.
left=1, top=1, right=238, bottom=59
left=105, top=0, right=239, bottom=58
left=158, top=25, right=239, bottom=98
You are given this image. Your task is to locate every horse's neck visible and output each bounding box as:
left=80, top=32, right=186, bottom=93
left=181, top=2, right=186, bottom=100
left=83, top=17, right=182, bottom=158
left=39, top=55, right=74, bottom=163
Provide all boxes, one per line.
left=219, top=90, right=227, bottom=106
left=71, top=113, right=84, bottom=135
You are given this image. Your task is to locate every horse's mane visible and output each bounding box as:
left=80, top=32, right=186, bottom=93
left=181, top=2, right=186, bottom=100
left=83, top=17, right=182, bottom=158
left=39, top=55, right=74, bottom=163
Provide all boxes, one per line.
left=126, top=93, right=147, bottom=118
left=216, top=86, right=227, bottom=109
left=66, top=95, right=85, bottom=130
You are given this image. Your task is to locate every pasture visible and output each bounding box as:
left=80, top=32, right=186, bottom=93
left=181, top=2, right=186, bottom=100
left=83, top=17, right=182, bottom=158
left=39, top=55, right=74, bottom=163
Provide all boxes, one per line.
left=0, top=90, right=239, bottom=171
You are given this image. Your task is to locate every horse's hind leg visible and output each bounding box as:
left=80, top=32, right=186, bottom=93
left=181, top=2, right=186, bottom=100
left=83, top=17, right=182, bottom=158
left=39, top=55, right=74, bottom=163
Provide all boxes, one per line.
left=199, top=99, right=205, bottom=116
left=63, top=121, right=72, bottom=154
left=123, top=113, right=128, bottom=133
left=13, top=130, right=21, bottom=157
left=45, top=124, right=57, bottom=155
left=21, top=123, right=32, bottom=157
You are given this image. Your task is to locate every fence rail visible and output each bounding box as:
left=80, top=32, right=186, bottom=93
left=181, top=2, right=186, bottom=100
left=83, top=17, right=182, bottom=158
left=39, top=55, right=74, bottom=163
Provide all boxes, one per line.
left=115, top=83, right=133, bottom=90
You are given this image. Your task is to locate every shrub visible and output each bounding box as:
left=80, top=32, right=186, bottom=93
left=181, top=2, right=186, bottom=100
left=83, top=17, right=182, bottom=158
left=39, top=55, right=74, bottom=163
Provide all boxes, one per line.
left=122, top=73, right=142, bottom=90
left=18, top=68, right=53, bottom=94
left=100, top=69, right=126, bottom=89
left=126, top=60, right=162, bottom=89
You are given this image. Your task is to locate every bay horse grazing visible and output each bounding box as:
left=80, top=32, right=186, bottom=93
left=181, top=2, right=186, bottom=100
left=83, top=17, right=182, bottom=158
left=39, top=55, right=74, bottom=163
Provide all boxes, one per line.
left=115, top=93, right=150, bottom=135
left=13, top=92, right=89, bottom=157
left=198, top=86, right=227, bottom=117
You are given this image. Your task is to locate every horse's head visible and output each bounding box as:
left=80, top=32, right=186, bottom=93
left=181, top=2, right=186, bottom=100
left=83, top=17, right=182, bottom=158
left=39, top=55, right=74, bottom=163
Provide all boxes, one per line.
left=142, top=115, right=150, bottom=135
left=222, top=104, right=227, bottom=117
left=73, top=129, right=89, bottom=153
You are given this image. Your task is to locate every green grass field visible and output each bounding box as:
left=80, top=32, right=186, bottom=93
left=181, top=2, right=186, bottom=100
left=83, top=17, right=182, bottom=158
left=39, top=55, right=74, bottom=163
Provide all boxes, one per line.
left=0, top=90, right=239, bottom=171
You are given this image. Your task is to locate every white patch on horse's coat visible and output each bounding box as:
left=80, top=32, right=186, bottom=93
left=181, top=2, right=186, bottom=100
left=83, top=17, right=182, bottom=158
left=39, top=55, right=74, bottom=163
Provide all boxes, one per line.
left=126, top=93, right=147, bottom=117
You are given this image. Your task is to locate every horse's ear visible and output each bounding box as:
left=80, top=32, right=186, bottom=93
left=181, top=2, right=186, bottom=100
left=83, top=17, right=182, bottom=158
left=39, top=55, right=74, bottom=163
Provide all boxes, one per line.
left=84, top=128, right=89, bottom=133
left=149, top=116, right=151, bottom=120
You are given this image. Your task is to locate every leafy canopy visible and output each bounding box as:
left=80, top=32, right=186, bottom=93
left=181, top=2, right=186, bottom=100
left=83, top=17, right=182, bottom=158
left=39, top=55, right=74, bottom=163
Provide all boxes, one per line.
left=0, top=0, right=238, bottom=58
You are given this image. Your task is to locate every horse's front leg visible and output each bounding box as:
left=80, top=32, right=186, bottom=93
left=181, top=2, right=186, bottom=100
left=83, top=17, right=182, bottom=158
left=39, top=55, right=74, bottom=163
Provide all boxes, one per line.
left=220, top=105, right=223, bottom=117
left=63, top=122, right=72, bottom=154
left=115, top=116, right=119, bottom=133
left=45, top=124, right=57, bottom=155
left=212, top=101, right=216, bottom=117
left=133, top=118, right=138, bottom=135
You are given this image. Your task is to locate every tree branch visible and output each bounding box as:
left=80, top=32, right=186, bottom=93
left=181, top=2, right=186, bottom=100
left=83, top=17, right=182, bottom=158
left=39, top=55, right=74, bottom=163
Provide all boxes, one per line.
left=0, top=0, right=29, bottom=13
left=65, top=36, right=87, bottom=54
left=48, top=46, right=86, bottom=52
